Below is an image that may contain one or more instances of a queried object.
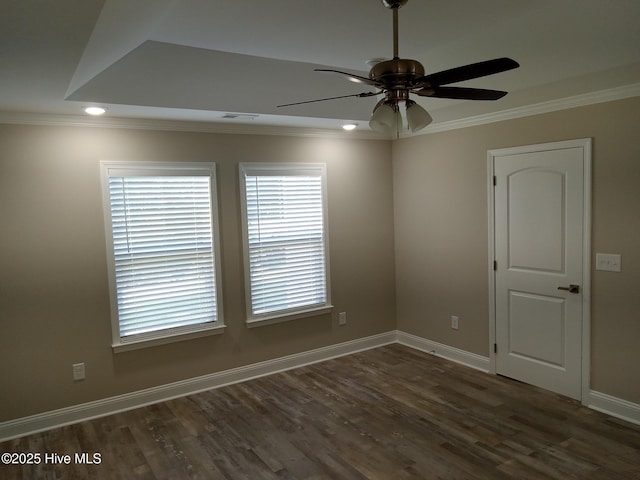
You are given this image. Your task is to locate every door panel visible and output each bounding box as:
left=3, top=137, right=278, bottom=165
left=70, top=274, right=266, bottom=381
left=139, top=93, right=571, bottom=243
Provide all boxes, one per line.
left=493, top=144, right=585, bottom=399
left=509, top=290, right=565, bottom=367
left=508, top=168, right=565, bottom=272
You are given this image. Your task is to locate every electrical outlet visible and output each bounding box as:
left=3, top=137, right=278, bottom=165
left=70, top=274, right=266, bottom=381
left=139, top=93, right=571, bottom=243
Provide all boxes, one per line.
left=451, top=316, right=459, bottom=330
left=72, top=363, right=85, bottom=381
left=338, top=312, right=347, bottom=326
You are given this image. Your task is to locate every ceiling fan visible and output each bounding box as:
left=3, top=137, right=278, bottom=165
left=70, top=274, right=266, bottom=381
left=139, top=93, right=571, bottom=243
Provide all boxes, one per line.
left=278, top=0, right=519, bottom=135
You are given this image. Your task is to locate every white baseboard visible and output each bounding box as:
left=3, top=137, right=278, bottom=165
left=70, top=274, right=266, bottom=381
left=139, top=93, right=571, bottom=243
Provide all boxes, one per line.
left=0, top=331, right=396, bottom=442
left=396, top=331, right=491, bottom=372
left=3, top=330, right=638, bottom=441
left=587, top=390, right=640, bottom=426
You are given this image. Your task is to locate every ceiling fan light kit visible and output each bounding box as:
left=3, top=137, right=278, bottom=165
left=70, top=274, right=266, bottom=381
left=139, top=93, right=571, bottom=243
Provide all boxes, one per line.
left=278, top=0, right=519, bottom=136
left=370, top=99, right=402, bottom=134
left=405, top=100, right=432, bottom=133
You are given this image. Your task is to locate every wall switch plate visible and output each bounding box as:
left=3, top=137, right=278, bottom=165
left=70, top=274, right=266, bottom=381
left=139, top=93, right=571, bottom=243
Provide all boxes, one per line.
left=596, top=253, right=621, bottom=272
left=72, top=362, right=85, bottom=381
left=338, top=312, right=347, bottom=326
left=451, top=316, right=459, bottom=330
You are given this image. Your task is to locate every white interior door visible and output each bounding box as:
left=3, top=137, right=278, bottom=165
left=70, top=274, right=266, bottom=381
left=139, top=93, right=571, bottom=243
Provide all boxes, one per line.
left=490, top=139, right=590, bottom=400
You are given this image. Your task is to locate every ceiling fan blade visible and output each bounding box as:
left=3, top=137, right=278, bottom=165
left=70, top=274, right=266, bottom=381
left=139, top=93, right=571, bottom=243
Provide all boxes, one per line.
left=415, top=57, right=519, bottom=87
left=277, top=91, right=378, bottom=108
left=416, top=86, right=508, bottom=100
left=315, top=69, right=384, bottom=87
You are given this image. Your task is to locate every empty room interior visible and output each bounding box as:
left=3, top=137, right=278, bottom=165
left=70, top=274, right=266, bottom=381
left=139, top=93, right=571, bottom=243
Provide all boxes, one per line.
left=1, top=0, right=639, bottom=478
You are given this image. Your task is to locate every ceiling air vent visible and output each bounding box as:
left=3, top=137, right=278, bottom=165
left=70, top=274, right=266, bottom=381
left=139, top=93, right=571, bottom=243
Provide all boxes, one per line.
left=222, top=113, right=259, bottom=120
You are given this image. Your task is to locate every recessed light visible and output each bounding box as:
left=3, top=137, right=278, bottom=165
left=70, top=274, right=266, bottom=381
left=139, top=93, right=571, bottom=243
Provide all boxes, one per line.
left=84, top=106, right=106, bottom=116
left=342, top=123, right=358, bottom=131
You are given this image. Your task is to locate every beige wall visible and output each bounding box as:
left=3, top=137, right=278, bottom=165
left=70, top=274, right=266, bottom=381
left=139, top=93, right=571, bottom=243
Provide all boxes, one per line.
left=393, top=96, right=640, bottom=404
left=2, top=95, right=639, bottom=423
left=0, top=125, right=396, bottom=421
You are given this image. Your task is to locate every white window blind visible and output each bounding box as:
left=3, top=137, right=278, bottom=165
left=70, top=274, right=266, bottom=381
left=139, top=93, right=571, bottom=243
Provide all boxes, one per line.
left=240, top=163, right=331, bottom=323
left=102, top=163, right=223, bottom=347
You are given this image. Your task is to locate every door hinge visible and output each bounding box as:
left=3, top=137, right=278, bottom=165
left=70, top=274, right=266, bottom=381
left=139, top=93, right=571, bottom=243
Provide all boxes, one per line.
left=493, top=175, right=497, bottom=186
left=493, top=260, right=497, bottom=271
left=494, top=343, right=497, bottom=354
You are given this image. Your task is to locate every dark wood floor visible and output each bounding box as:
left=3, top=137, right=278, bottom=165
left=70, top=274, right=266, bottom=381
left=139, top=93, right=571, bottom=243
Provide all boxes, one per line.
left=2, top=344, right=640, bottom=479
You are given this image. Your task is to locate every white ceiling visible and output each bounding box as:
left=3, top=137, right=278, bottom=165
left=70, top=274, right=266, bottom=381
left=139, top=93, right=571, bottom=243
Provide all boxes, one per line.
left=2, top=0, right=640, bottom=135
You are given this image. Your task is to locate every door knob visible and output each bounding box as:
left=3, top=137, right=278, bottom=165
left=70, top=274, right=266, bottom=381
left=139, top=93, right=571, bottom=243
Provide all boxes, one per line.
left=558, top=284, right=580, bottom=294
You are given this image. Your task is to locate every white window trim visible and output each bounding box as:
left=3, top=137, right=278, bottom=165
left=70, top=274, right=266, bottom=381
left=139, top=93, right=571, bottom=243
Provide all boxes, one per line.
left=239, top=163, right=332, bottom=327
left=101, top=161, right=225, bottom=352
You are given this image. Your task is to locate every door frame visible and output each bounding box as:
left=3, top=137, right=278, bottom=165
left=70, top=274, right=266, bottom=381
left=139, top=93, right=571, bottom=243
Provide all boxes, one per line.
left=487, top=138, right=592, bottom=403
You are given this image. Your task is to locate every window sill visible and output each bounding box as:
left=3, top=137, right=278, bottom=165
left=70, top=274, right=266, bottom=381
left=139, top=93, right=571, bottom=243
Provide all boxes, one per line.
left=112, top=323, right=226, bottom=353
left=246, top=305, right=334, bottom=328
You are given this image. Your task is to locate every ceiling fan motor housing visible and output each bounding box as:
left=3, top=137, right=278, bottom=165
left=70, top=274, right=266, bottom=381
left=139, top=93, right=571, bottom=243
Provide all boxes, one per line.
left=369, top=58, right=426, bottom=90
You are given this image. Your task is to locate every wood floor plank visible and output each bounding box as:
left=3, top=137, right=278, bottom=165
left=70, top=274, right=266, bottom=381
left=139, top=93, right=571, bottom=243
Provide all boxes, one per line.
left=2, top=344, right=640, bottom=479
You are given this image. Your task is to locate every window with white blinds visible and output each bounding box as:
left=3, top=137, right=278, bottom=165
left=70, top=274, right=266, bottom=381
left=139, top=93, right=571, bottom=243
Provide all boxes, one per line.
left=101, top=162, right=223, bottom=350
left=239, top=163, right=331, bottom=324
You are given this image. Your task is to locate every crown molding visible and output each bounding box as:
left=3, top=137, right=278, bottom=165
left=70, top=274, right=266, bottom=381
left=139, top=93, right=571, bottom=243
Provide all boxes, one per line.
left=415, top=82, right=640, bottom=136
left=1, top=83, right=638, bottom=139
left=0, top=111, right=386, bottom=140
